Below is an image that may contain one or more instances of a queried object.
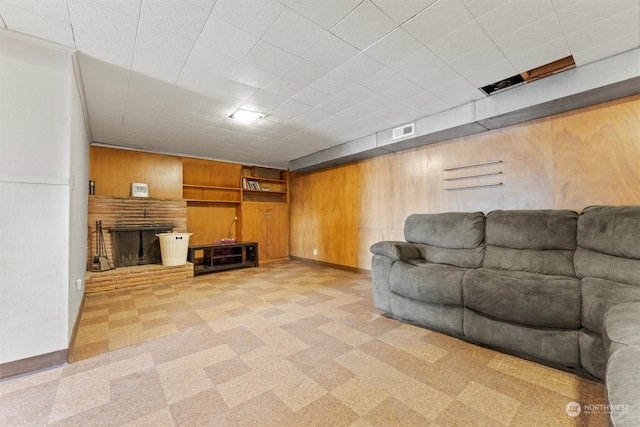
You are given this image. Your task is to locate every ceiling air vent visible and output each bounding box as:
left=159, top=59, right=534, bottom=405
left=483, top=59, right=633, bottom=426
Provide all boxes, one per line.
left=392, top=123, right=415, bottom=140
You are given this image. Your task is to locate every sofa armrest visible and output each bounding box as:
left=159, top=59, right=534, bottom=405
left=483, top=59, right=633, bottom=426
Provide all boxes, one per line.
left=602, top=302, right=640, bottom=357
left=370, top=241, right=420, bottom=261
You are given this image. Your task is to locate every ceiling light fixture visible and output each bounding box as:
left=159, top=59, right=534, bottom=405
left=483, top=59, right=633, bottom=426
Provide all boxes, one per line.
left=229, top=109, right=264, bottom=124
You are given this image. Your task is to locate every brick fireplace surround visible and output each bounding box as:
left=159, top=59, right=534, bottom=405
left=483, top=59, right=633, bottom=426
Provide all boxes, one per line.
left=85, top=196, right=193, bottom=295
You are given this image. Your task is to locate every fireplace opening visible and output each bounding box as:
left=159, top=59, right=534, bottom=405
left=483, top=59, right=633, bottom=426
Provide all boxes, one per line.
left=110, top=224, right=172, bottom=267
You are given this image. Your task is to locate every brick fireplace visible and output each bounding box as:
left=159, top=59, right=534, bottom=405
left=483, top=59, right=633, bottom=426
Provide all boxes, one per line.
left=85, top=196, right=193, bottom=295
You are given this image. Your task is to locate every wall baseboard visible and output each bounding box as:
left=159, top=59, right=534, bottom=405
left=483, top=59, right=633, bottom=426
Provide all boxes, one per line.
left=0, top=349, right=68, bottom=382
left=290, top=256, right=372, bottom=276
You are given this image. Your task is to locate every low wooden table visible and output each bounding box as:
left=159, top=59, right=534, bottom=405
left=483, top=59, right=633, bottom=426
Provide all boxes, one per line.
left=187, top=241, right=258, bottom=276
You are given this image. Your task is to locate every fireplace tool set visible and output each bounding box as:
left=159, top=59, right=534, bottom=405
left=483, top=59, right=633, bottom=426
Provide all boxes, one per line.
left=93, top=220, right=113, bottom=271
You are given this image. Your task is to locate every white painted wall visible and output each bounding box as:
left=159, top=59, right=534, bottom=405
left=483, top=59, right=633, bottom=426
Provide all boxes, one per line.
left=0, top=31, right=85, bottom=364
left=68, top=57, right=90, bottom=340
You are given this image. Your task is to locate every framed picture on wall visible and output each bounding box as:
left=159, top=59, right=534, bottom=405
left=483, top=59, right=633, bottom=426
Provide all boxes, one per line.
left=131, top=183, right=149, bottom=197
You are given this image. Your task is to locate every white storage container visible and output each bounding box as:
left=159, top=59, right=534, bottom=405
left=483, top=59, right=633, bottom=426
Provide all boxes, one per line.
left=156, top=232, right=192, bottom=266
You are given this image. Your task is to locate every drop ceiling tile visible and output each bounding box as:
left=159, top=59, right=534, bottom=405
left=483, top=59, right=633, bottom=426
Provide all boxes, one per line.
left=507, top=37, right=571, bottom=73
left=229, top=63, right=278, bottom=88
left=263, top=76, right=306, bottom=99
left=212, top=0, right=285, bottom=38
left=565, top=7, right=639, bottom=55
left=244, top=88, right=288, bottom=111
left=241, top=40, right=299, bottom=76
left=379, top=79, right=425, bottom=103
left=93, top=0, right=142, bottom=18
left=430, top=78, right=484, bottom=107
left=364, top=28, right=424, bottom=65
left=401, top=90, right=452, bottom=116
left=331, top=0, right=397, bottom=50
left=68, top=0, right=137, bottom=68
left=186, top=43, right=241, bottom=78
left=493, top=14, right=566, bottom=59
left=403, top=0, right=474, bottom=45
left=391, top=48, right=446, bottom=80
left=208, top=75, right=260, bottom=102
left=359, top=94, right=396, bottom=113
left=428, top=21, right=498, bottom=63
left=3, top=0, right=70, bottom=23
left=292, top=87, right=333, bottom=107
left=186, top=0, right=217, bottom=12
left=333, top=53, right=386, bottom=82
left=338, top=84, right=378, bottom=104
left=262, top=7, right=327, bottom=56
left=140, top=0, right=208, bottom=40
left=0, top=3, right=74, bottom=47
left=571, top=30, right=639, bottom=67
left=554, top=0, right=638, bottom=34
left=310, top=72, right=354, bottom=97
left=286, top=0, right=361, bottom=30
left=361, top=67, right=405, bottom=93
left=460, top=0, right=509, bottom=18
left=164, top=89, right=209, bottom=113
left=476, top=0, right=555, bottom=41
left=133, top=21, right=196, bottom=83
left=302, top=32, right=360, bottom=70
left=316, top=96, right=353, bottom=113
left=371, top=0, right=437, bottom=25
left=272, top=98, right=312, bottom=117
left=280, top=58, right=329, bottom=86
left=410, top=63, right=463, bottom=90
left=126, top=74, right=172, bottom=109
left=198, top=15, right=259, bottom=60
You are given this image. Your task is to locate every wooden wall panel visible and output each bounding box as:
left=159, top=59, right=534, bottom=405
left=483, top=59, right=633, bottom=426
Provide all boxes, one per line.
left=290, top=95, right=640, bottom=270
left=187, top=204, right=239, bottom=246
left=552, top=95, right=640, bottom=210
left=90, top=146, right=182, bottom=199
left=427, top=117, right=555, bottom=213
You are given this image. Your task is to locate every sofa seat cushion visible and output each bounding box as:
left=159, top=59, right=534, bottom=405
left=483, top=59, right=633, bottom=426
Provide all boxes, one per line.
left=581, top=278, right=640, bottom=335
left=602, top=302, right=640, bottom=357
left=605, top=346, right=640, bottom=427
left=463, top=268, right=581, bottom=329
left=390, top=260, right=465, bottom=305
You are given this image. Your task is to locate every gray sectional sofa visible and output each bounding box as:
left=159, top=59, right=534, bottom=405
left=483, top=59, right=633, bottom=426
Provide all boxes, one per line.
left=371, top=205, right=640, bottom=427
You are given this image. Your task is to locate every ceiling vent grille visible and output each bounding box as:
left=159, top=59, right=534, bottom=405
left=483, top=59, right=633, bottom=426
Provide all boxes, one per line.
left=392, top=123, right=415, bottom=140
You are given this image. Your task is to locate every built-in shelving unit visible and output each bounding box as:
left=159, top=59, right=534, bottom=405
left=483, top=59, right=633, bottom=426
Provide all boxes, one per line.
left=242, top=166, right=288, bottom=203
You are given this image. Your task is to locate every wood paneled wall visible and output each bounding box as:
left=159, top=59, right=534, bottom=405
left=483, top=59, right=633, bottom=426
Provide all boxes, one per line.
left=90, top=146, right=182, bottom=199
left=290, top=94, right=640, bottom=270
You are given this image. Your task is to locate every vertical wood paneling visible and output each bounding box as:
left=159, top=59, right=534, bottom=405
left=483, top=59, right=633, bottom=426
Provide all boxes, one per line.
left=290, top=95, right=640, bottom=270
left=90, top=146, right=182, bottom=199
left=552, top=95, right=640, bottom=210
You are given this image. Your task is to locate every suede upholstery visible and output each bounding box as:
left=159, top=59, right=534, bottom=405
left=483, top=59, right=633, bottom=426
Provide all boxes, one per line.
left=371, top=206, right=640, bottom=427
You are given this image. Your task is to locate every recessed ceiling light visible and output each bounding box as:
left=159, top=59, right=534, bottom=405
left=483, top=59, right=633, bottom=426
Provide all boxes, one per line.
left=229, top=109, right=264, bottom=124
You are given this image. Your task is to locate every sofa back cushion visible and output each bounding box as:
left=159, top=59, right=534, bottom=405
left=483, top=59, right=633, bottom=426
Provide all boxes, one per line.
left=483, top=209, right=578, bottom=276
left=404, top=212, right=485, bottom=268
left=574, top=205, right=640, bottom=287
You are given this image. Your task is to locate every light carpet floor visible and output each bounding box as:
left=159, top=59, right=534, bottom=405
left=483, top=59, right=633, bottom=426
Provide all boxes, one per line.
left=0, top=259, right=606, bottom=426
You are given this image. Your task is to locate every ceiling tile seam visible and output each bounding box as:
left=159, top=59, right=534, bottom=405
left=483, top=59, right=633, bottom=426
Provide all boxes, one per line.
left=63, top=0, right=76, bottom=49
left=324, top=0, right=366, bottom=32
left=0, top=14, right=6, bottom=29
left=371, top=0, right=430, bottom=26
left=119, top=0, right=145, bottom=137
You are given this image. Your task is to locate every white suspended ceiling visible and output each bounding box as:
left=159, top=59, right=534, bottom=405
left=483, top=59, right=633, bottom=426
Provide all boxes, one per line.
left=1, top=0, right=639, bottom=169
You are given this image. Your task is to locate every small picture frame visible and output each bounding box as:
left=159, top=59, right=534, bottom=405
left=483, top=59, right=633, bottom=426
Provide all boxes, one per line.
left=131, top=183, right=149, bottom=197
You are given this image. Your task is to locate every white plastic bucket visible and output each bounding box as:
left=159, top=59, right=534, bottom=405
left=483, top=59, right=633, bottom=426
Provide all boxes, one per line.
left=156, top=232, right=193, bottom=266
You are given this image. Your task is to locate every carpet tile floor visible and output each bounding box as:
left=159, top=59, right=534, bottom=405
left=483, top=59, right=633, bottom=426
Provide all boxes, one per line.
left=0, top=260, right=607, bottom=426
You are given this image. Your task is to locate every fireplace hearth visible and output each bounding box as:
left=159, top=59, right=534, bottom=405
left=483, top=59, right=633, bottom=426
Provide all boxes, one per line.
left=110, top=224, right=172, bottom=267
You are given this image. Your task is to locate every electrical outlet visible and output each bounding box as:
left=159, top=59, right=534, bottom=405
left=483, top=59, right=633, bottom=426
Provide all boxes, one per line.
left=313, top=249, right=318, bottom=256
left=75, top=278, right=83, bottom=291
